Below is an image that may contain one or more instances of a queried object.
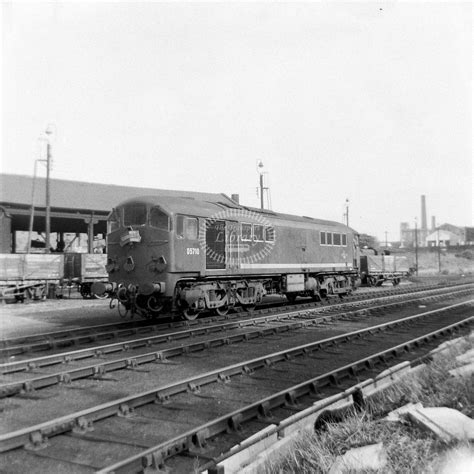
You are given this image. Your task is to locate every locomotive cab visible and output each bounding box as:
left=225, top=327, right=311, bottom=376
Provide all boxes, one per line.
left=93, top=198, right=173, bottom=317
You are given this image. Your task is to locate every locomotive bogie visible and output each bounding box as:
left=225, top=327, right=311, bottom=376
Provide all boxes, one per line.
left=176, top=279, right=266, bottom=314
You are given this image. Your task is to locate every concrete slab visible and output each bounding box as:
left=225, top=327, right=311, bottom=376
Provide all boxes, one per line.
left=384, top=402, right=423, bottom=422
left=449, top=362, right=474, bottom=379
left=237, top=435, right=295, bottom=474
left=456, top=349, right=474, bottom=364
left=218, top=425, right=278, bottom=473
left=407, top=363, right=427, bottom=377
left=328, top=442, right=388, bottom=474
left=277, top=392, right=350, bottom=438
left=430, top=335, right=470, bottom=359
left=438, top=445, right=474, bottom=474
left=407, top=407, right=474, bottom=442
left=375, top=361, right=411, bottom=381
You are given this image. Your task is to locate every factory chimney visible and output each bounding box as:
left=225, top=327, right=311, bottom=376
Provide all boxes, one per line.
left=421, top=195, right=427, bottom=231
left=431, top=216, right=436, bottom=231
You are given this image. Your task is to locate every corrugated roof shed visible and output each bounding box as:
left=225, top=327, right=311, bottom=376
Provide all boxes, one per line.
left=0, top=174, right=237, bottom=211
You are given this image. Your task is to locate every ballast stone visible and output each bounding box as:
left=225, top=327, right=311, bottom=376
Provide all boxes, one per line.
left=407, top=407, right=474, bottom=443
left=328, top=442, right=388, bottom=474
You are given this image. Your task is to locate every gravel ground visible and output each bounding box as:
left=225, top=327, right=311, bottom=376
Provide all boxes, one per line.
left=0, top=298, right=116, bottom=339
left=0, top=283, right=408, bottom=340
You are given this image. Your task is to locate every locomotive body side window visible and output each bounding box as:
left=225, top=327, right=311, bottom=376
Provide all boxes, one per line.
left=176, top=216, right=184, bottom=238
left=185, top=217, right=198, bottom=239
left=326, top=232, right=333, bottom=246
left=108, top=208, right=121, bottom=233
left=333, top=233, right=341, bottom=246
left=320, top=231, right=326, bottom=245
left=123, top=203, right=147, bottom=226
left=150, top=207, right=169, bottom=230
left=342, top=234, right=347, bottom=246
left=265, top=226, right=275, bottom=242
left=241, top=223, right=252, bottom=241
left=176, top=216, right=198, bottom=239
left=253, top=225, right=264, bottom=242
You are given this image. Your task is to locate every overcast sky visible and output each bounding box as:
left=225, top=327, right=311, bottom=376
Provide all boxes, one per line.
left=2, top=1, right=472, bottom=241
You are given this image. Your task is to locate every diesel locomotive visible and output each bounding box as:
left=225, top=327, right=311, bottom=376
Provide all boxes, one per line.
left=93, top=195, right=359, bottom=320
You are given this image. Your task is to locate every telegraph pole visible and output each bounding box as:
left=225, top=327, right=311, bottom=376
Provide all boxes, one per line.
left=27, top=160, right=42, bottom=253
left=437, top=227, right=441, bottom=274
left=345, top=199, right=349, bottom=226
left=414, top=219, right=419, bottom=276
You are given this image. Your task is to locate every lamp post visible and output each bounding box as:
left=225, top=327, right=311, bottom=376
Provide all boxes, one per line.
left=44, top=125, right=53, bottom=253
left=257, top=161, right=265, bottom=210
left=345, top=199, right=349, bottom=227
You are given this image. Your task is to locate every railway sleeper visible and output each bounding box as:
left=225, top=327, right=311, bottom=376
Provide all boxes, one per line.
left=191, top=428, right=210, bottom=449
left=257, top=401, right=272, bottom=420
left=227, top=414, right=243, bottom=432
left=284, top=391, right=298, bottom=408
left=25, top=431, right=48, bottom=451
left=117, top=403, right=134, bottom=417
left=72, top=416, right=94, bottom=434
left=142, top=451, right=166, bottom=471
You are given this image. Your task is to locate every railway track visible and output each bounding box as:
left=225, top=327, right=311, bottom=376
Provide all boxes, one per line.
left=0, top=296, right=471, bottom=473
left=2, top=281, right=472, bottom=361
left=0, top=284, right=472, bottom=396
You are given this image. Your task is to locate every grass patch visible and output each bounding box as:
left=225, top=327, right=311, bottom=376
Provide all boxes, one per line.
left=265, top=335, right=473, bottom=474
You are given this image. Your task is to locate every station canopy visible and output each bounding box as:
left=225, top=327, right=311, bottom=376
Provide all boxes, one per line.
left=0, top=174, right=237, bottom=235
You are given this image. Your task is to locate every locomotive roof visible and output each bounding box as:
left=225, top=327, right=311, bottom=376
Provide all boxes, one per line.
left=117, top=195, right=353, bottom=231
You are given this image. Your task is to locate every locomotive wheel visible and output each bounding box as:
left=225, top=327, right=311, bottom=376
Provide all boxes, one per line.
left=147, top=296, right=164, bottom=313
left=182, top=308, right=200, bottom=321
left=93, top=293, right=109, bottom=300
left=214, top=305, right=229, bottom=316
left=286, top=294, right=297, bottom=304
left=311, top=292, right=321, bottom=302
left=80, top=284, right=90, bottom=299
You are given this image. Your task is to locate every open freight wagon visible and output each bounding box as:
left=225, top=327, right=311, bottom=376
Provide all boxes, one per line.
left=359, top=251, right=410, bottom=286
left=63, top=253, right=108, bottom=298
left=0, top=253, right=108, bottom=302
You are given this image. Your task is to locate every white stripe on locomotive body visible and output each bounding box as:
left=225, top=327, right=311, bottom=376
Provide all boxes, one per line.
left=239, top=263, right=352, bottom=270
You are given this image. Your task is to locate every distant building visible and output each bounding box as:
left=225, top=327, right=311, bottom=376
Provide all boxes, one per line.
left=400, top=195, right=472, bottom=248
left=402, top=222, right=474, bottom=248
left=426, top=224, right=473, bottom=247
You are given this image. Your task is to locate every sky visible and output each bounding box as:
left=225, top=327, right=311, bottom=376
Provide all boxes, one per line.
left=1, top=1, right=472, bottom=242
